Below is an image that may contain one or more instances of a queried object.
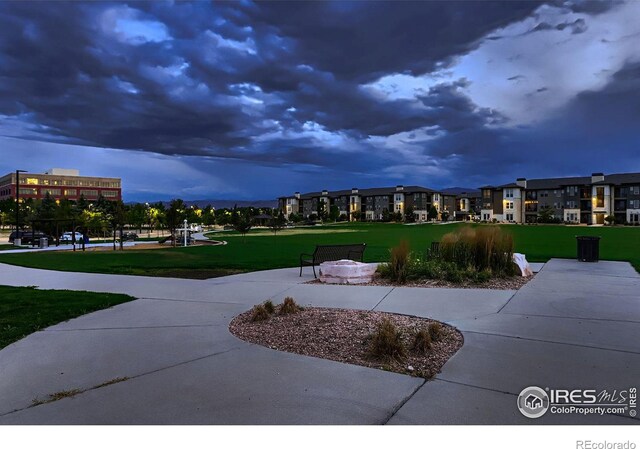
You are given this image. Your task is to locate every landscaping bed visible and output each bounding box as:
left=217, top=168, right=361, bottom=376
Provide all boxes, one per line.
left=230, top=301, right=463, bottom=379
left=306, top=272, right=532, bottom=289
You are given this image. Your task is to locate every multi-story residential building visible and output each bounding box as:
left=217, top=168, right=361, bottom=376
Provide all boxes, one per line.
left=0, top=168, right=122, bottom=202
left=279, top=185, right=446, bottom=222
left=480, top=172, right=640, bottom=224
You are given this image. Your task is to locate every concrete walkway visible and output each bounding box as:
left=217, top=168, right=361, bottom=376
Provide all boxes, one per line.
left=0, top=259, right=638, bottom=424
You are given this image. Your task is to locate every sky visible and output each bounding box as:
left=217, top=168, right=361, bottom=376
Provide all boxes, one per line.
left=0, top=0, right=639, bottom=202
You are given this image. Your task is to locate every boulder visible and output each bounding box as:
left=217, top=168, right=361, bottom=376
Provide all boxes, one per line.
left=319, top=259, right=378, bottom=284
left=513, top=253, right=533, bottom=277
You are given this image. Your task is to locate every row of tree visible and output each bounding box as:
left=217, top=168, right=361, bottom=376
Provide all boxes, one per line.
left=0, top=195, right=289, bottom=240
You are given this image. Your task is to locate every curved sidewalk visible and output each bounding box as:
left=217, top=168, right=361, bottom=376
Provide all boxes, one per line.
left=0, top=259, right=638, bottom=424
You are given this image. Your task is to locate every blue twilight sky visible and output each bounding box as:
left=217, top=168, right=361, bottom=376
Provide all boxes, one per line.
left=1, top=0, right=639, bottom=202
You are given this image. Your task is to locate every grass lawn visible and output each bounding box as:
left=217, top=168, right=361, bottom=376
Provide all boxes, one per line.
left=0, top=223, right=637, bottom=278
left=0, top=285, right=135, bottom=349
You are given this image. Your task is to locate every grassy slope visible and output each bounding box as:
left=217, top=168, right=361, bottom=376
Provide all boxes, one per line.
left=0, top=285, right=135, bottom=349
left=0, top=223, right=637, bottom=277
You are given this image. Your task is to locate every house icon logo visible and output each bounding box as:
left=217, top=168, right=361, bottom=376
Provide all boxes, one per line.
left=517, top=386, right=550, bottom=418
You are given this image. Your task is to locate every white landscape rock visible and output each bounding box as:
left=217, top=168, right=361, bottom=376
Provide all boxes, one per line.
left=318, top=259, right=379, bottom=284
left=513, top=253, right=533, bottom=277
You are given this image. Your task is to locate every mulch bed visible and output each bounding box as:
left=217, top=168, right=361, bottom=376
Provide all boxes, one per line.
left=306, top=272, right=533, bottom=290
left=229, top=306, right=464, bottom=379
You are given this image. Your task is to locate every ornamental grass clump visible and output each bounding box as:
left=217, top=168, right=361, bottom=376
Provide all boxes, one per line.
left=428, top=322, right=444, bottom=343
left=279, top=297, right=301, bottom=315
left=388, top=240, right=411, bottom=283
left=368, top=318, right=406, bottom=362
left=440, top=226, right=516, bottom=276
left=251, top=304, right=270, bottom=322
left=263, top=300, right=276, bottom=314
left=411, top=328, right=432, bottom=354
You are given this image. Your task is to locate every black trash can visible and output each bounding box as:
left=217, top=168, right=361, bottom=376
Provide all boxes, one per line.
left=576, top=236, right=600, bottom=262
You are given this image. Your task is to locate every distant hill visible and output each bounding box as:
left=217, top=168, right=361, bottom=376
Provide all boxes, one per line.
left=440, top=187, right=480, bottom=195
left=178, top=199, right=278, bottom=209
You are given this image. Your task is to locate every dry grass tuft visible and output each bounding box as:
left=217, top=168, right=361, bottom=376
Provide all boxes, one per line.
left=412, top=328, right=432, bottom=353
left=251, top=304, right=271, bottom=322
left=263, top=300, right=276, bottom=314
left=368, top=318, right=406, bottom=362
left=428, top=322, right=444, bottom=342
left=279, top=297, right=301, bottom=315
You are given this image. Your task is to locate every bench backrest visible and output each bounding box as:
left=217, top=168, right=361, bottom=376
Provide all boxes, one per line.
left=313, top=243, right=366, bottom=263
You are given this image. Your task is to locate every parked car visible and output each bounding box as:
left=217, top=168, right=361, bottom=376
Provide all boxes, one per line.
left=9, top=230, right=53, bottom=246
left=60, top=231, right=84, bottom=243
left=118, top=231, right=138, bottom=241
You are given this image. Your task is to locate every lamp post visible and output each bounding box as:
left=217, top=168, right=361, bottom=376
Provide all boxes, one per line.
left=14, top=170, right=27, bottom=246
left=183, top=219, right=188, bottom=247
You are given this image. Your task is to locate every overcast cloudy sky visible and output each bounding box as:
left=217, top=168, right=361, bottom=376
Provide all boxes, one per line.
left=1, top=1, right=639, bottom=202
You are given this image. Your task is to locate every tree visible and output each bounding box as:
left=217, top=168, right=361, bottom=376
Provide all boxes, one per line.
left=441, top=210, right=450, bottom=222
left=537, top=206, right=555, bottom=224
left=128, top=203, right=147, bottom=233
left=268, top=211, right=286, bottom=235
left=428, top=205, right=438, bottom=221
left=404, top=206, right=415, bottom=223
left=202, top=205, right=216, bottom=227
left=381, top=208, right=390, bottom=222
left=231, top=209, right=253, bottom=241
left=288, top=212, right=302, bottom=223
left=329, top=204, right=340, bottom=222
left=604, top=215, right=616, bottom=225
left=351, top=210, right=362, bottom=222
left=165, top=199, right=186, bottom=247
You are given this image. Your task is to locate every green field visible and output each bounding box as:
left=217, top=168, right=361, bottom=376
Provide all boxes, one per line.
left=0, top=285, right=135, bottom=349
left=0, top=223, right=637, bottom=278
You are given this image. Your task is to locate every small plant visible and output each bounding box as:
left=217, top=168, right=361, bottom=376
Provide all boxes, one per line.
left=279, top=296, right=301, bottom=315
left=263, top=300, right=276, bottom=314
left=411, top=328, right=432, bottom=353
left=368, top=318, right=406, bottom=362
left=251, top=304, right=270, bottom=322
left=428, top=322, right=444, bottom=342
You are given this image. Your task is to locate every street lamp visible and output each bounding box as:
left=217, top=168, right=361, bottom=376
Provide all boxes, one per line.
left=15, top=170, right=27, bottom=246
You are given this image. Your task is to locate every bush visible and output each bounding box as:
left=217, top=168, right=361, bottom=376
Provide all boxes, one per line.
left=263, top=300, right=275, bottom=314
left=411, top=328, right=432, bottom=353
left=440, top=226, right=515, bottom=276
left=251, top=304, right=270, bottom=322
left=428, top=322, right=444, bottom=342
left=279, top=296, right=301, bottom=315
left=368, top=318, right=406, bottom=362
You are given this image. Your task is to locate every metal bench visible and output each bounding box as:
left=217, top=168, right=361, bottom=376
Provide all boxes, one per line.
left=300, top=243, right=367, bottom=278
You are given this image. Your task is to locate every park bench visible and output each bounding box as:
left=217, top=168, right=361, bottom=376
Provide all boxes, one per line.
left=300, top=243, right=367, bottom=278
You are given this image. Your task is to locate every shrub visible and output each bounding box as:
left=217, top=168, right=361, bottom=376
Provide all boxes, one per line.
left=263, top=300, right=275, bottom=314
left=428, top=322, right=444, bottom=342
left=440, top=226, right=515, bottom=276
left=279, top=297, right=301, bottom=315
left=368, top=318, right=406, bottom=362
left=411, top=328, right=432, bottom=353
left=251, top=304, right=270, bottom=322
left=388, top=240, right=410, bottom=283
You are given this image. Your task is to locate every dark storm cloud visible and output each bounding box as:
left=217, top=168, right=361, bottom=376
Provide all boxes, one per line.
left=0, top=0, right=639, bottom=199
left=0, top=0, right=541, bottom=158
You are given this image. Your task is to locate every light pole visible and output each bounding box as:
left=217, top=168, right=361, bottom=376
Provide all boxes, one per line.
left=183, top=219, right=188, bottom=247
left=14, top=170, right=27, bottom=246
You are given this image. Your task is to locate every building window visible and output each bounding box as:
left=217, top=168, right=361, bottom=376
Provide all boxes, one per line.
left=42, top=188, right=61, bottom=196
left=631, top=186, right=640, bottom=195
left=595, top=187, right=605, bottom=208
left=506, top=202, right=514, bottom=210
left=64, top=189, right=77, bottom=196
left=506, top=213, right=514, bottom=221
left=630, top=200, right=640, bottom=209
left=19, top=188, right=38, bottom=195
left=505, top=189, right=514, bottom=198
left=26, top=178, right=39, bottom=185
left=101, top=190, right=118, bottom=198
left=79, top=189, right=98, bottom=198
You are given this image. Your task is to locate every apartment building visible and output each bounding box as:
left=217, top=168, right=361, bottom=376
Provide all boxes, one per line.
left=279, top=185, right=482, bottom=222
left=480, top=172, right=640, bottom=225
left=0, top=168, right=122, bottom=202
